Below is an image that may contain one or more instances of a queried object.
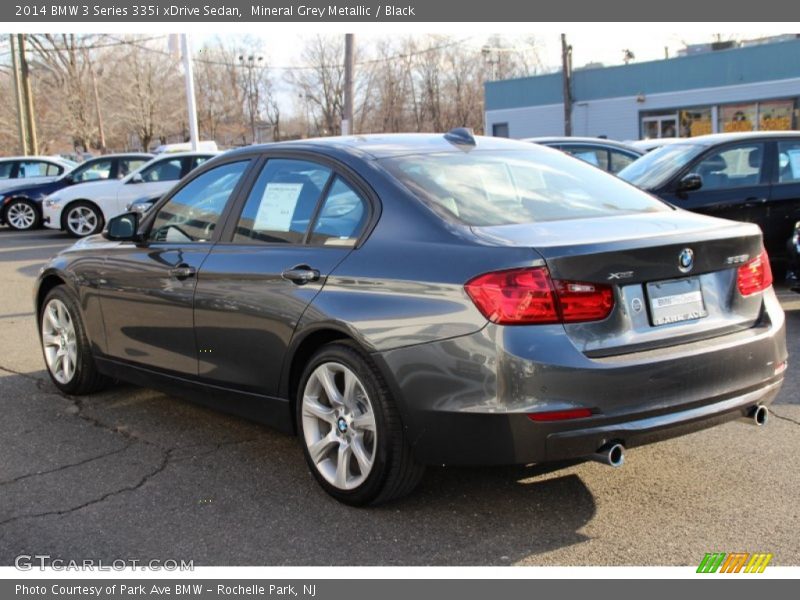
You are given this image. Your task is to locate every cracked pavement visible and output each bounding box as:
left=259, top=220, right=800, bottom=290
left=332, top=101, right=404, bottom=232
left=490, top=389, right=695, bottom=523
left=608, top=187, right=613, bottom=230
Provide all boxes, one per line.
left=0, top=228, right=798, bottom=566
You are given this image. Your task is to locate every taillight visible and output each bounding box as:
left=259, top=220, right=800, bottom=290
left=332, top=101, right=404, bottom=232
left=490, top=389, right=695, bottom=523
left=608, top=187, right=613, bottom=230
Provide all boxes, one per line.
left=464, top=266, right=614, bottom=325
left=737, top=249, right=773, bottom=297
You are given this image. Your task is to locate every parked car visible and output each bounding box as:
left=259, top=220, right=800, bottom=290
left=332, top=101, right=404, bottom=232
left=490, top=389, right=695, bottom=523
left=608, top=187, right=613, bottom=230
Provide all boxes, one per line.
left=42, top=151, right=216, bottom=237
left=0, top=156, right=76, bottom=194
left=35, top=131, right=786, bottom=505
left=619, top=131, right=800, bottom=270
left=523, top=136, right=643, bottom=173
left=0, top=153, right=152, bottom=231
left=629, top=137, right=685, bottom=153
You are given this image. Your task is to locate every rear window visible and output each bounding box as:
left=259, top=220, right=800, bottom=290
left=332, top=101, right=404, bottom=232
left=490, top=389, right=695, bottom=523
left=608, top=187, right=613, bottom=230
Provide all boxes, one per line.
left=380, top=150, right=669, bottom=226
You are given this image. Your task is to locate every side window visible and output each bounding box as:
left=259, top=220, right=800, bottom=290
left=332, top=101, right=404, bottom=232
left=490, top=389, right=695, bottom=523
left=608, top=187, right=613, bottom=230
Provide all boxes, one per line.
left=777, top=141, right=800, bottom=184
left=694, top=143, right=764, bottom=191
left=148, top=161, right=249, bottom=243
left=0, top=162, right=12, bottom=179
left=609, top=151, right=637, bottom=174
left=18, top=161, right=49, bottom=178
left=192, top=156, right=211, bottom=170
left=118, top=158, right=148, bottom=178
left=309, top=178, right=368, bottom=246
left=233, top=159, right=331, bottom=244
left=564, top=146, right=610, bottom=171
left=141, top=158, right=183, bottom=182
left=73, top=159, right=113, bottom=182
left=46, top=163, right=64, bottom=176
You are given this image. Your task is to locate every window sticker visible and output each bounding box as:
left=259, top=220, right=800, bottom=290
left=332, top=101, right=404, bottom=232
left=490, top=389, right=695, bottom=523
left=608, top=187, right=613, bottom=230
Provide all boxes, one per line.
left=253, top=183, right=303, bottom=232
left=787, top=149, right=800, bottom=179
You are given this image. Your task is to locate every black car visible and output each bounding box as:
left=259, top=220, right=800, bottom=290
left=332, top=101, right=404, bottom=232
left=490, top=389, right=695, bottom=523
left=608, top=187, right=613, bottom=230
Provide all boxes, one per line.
left=619, top=132, right=800, bottom=269
left=35, top=132, right=785, bottom=505
left=0, top=153, right=152, bottom=231
left=524, top=136, right=643, bottom=173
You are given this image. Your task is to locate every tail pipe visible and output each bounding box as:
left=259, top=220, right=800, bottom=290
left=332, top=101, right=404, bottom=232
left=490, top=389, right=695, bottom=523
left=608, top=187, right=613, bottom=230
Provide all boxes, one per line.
left=591, top=442, right=625, bottom=468
left=741, top=404, right=769, bottom=426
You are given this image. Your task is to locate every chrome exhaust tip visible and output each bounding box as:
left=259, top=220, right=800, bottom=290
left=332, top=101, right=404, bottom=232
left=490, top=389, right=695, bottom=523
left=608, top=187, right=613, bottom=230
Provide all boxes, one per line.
left=743, top=405, right=769, bottom=426
left=591, top=442, right=625, bottom=467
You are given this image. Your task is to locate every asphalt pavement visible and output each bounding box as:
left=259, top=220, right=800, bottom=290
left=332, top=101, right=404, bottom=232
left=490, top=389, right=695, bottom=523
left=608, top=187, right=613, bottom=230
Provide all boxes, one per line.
left=0, top=227, right=798, bottom=566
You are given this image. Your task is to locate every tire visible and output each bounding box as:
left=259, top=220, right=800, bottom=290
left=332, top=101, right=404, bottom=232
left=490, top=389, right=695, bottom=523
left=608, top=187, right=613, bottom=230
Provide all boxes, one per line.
left=297, top=341, right=425, bottom=506
left=63, top=201, right=104, bottom=237
left=39, top=285, right=108, bottom=395
left=5, top=199, right=40, bottom=231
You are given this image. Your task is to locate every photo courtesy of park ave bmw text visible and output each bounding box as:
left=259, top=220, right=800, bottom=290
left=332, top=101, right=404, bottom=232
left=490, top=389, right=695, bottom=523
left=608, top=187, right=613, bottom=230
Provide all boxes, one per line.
left=0, top=0, right=798, bottom=596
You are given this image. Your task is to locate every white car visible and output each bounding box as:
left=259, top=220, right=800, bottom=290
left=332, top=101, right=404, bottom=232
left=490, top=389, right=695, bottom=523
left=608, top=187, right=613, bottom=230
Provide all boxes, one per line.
left=42, top=151, right=216, bottom=237
left=0, top=156, right=76, bottom=193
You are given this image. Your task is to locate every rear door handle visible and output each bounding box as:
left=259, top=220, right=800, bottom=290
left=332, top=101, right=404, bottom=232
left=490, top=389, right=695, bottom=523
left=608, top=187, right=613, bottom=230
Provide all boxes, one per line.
left=169, top=265, right=196, bottom=279
left=743, top=197, right=768, bottom=208
left=281, top=266, right=320, bottom=285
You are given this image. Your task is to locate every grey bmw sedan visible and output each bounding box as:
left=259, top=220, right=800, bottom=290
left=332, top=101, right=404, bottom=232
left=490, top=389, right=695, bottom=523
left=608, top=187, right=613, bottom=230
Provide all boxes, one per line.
left=35, top=131, right=787, bottom=505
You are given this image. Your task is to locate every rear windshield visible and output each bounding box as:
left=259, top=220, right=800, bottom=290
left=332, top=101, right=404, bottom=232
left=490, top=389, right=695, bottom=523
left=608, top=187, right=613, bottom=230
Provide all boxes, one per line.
left=380, top=149, right=670, bottom=227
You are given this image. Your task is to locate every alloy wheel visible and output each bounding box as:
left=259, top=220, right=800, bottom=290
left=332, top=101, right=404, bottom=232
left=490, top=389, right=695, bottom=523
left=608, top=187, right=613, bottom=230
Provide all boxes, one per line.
left=41, top=299, right=78, bottom=384
left=7, top=202, right=36, bottom=230
left=301, top=362, right=377, bottom=490
left=67, top=206, right=99, bottom=236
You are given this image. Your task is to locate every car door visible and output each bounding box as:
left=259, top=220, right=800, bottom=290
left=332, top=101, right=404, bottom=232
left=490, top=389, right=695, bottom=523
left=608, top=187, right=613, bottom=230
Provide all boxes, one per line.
left=193, top=157, right=371, bottom=397
left=115, top=156, right=185, bottom=214
left=766, top=139, right=800, bottom=259
left=97, top=159, right=252, bottom=375
left=659, top=141, right=769, bottom=226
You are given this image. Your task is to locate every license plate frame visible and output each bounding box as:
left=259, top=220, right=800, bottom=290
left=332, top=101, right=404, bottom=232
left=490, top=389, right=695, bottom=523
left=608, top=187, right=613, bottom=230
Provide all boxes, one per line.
left=646, top=277, right=708, bottom=327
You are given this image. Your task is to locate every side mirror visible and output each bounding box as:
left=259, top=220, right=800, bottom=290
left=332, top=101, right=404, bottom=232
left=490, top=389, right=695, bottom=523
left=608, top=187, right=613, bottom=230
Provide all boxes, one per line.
left=104, top=212, right=141, bottom=241
left=129, top=172, right=144, bottom=184
left=63, top=173, right=75, bottom=184
left=677, top=173, right=703, bottom=193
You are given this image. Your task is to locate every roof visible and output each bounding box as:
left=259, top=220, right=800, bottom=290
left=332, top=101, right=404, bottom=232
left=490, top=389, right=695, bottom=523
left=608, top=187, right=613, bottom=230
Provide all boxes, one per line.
left=226, top=133, right=538, bottom=160
left=0, top=156, right=71, bottom=163
left=486, top=37, right=800, bottom=111
left=522, top=136, right=641, bottom=153
left=655, top=131, right=800, bottom=146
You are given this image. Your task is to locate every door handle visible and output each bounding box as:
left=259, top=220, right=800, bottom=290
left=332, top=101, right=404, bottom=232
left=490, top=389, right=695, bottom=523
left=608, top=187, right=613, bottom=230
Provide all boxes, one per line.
left=743, top=197, right=768, bottom=208
left=281, top=266, right=320, bottom=285
left=169, top=265, right=196, bottom=279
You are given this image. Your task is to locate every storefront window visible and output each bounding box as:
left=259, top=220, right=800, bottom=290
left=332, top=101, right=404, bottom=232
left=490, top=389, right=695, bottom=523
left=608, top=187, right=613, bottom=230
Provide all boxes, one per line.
left=719, top=103, right=757, bottom=133
left=759, top=100, right=794, bottom=131
left=679, top=107, right=713, bottom=137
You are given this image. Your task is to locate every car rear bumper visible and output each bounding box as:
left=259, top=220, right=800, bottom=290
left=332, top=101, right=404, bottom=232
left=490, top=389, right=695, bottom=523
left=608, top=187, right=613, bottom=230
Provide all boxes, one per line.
left=374, top=289, right=787, bottom=466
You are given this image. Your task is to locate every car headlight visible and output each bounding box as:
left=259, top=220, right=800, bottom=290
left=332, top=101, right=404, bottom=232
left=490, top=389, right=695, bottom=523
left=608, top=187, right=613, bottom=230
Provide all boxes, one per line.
left=43, top=196, right=62, bottom=208
left=128, top=201, right=154, bottom=214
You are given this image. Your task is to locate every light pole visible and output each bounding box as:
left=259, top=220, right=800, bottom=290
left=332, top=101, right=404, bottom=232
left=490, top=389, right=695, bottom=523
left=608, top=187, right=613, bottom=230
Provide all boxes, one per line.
left=181, top=34, right=199, bottom=151
left=239, top=54, right=263, bottom=144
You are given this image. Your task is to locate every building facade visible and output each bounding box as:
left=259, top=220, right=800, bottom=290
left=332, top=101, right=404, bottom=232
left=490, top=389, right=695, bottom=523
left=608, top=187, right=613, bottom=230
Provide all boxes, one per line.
left=485, top=38, right=800, bottom=142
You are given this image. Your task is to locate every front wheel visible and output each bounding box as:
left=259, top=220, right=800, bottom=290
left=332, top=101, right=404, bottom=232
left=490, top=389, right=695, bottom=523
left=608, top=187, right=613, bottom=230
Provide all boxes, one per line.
left=297, top=342, right=425, bottom=506
left=5, top=199, right=40, bottom=231
left=64, top=201, right=104, bottom=237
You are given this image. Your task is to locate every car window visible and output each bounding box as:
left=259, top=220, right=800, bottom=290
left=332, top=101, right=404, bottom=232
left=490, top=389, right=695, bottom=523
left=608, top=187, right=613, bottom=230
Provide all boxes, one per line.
left=618, top=143, right=704, bottom=189
left=148, top=161, right=249, bottom=243
left=563, top=146, right=609, bottom=171
left=609, top=150, right=637, bottom=173
left=118, top=158, right=149, bottom=178
left=233, top=159, right=332, bottom=244
left=777, top=141, right=800, bottom=184
left=693, top=143, right=765, bottom=191
left=382, top=150, right=670, bottom=226
left=0, top=163, right=12, bottom=179
left=141, top=158, right=183, bottom=182
left=45, top=163, right=64, bottom=176
left=308, top=178, right=368, bottom=246
left=73, top=159, right=113, bottom=182
left=18, top=161, right=51, bottom=178
left=192, top=156, right=211, bottom=170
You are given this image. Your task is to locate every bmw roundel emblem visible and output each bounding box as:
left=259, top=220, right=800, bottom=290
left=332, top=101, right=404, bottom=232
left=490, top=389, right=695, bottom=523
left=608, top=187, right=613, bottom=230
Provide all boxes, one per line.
left=678, top=248, right=694, bottom=273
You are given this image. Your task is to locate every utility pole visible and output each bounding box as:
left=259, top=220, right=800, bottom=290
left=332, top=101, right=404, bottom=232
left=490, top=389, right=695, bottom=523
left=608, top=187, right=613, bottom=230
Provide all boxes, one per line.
left=342, top=33, right=354, bottom=136
left=86, top=51, right=106, bottom=153
left=9, top=35, right=29, bottom=155
left=561, top=33, right=573, bottom=137
left=14, top=34, right=38, bottom=154
left=181, top=34, right=199, bottom=151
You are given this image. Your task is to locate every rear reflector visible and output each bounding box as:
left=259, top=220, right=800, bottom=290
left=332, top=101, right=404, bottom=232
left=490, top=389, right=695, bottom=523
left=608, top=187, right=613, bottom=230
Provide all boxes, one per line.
left=737, top=249, right=773, bottom=297
left=465, top=266, right=614, bottom=325
left=527, top=408, right=593, bottom=422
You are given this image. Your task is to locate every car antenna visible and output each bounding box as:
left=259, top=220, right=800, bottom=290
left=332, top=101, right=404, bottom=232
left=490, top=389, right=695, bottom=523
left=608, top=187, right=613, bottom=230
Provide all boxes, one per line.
left=444, top=127, right=477, bottom=149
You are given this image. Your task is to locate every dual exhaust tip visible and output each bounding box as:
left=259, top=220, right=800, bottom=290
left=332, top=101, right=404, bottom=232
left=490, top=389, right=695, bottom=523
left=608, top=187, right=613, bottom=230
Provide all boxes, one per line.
left=589, top=405, right=768, bottom=468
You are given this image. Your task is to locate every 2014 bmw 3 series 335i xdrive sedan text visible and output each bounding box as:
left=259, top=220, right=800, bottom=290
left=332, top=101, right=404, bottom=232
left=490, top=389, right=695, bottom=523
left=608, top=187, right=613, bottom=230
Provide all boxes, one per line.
left=35, top=131, right=787, bottom=505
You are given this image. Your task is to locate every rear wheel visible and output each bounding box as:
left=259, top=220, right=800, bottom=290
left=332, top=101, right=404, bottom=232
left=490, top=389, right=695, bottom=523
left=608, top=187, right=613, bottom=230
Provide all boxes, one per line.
left=40, top=286, right=107, bottom=395
left=5, top=199, right=40, bottom=231
left=64, top=201, right=103, bottom=237
left=297, top=342, right=425, bottom=505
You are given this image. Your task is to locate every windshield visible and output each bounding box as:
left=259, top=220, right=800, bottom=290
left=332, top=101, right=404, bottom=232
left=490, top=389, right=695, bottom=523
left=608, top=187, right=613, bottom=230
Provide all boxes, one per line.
left=618, top=143, right=705, bottom=189
left=380, top=149, right=670, bottom=227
